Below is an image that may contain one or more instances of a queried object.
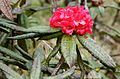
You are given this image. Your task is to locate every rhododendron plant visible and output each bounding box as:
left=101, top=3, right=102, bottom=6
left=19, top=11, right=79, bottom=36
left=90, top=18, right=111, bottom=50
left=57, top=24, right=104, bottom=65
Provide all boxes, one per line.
left=50, top=6, right=93, bottom=35
left=0, top=0, right=117, bottom=79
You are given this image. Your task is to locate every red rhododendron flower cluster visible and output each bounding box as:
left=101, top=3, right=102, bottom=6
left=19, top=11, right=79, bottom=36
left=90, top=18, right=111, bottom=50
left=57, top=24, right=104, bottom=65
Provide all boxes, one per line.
left=50, top=6, right=93, bottom=35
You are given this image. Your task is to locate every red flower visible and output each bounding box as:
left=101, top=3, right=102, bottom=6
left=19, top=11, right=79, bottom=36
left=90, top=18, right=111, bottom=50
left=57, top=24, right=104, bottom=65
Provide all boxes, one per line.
left=50, top=6, right=93, bottom=35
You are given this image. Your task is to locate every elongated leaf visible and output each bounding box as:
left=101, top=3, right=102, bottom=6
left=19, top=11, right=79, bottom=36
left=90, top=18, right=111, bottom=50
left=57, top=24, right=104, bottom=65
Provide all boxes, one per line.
left=4, top=72, right=16, bottom=79
left=30, top=56, right=41, bottom=79
left=38, top=32, right=63, bottom=40
left=61, top=35, right=77, bottom=67
left=0, top=46, right=28, bottom=62
left=0, top=33, right=8, bottom=45
left=0, top=26, right=10, bottom=33
left=76, top=38, right=103, bottom=69
left=15, top=44, right=33, bottom=60
left=8, top=32, right=63, bottom=40
left=90, top=7, right=99, bottom=19
left=22, top=26, right=60, bottom=33
left=0, top=18, right=15, bottom=24
left=0, top=62, right=23, bottom=79
left=0, top=56, right=27, bottom=70
left=98, top=6, right=104, bottom=16
left=0, top=0, right=13, bottom=20
left=30, top=48, right=41, bottom=79
left=0, top=18, right=25, bottom=31
left=0, top=23, right=25, bottom=33
left=20, top=13, right=28, bottom=28
left=33, top=47, right=45, bottom=63
left=7, top=33, right=40, bottom=40
left=77, top=35, right=116, bottom=67
left=0, top=21, right=60, bottom=34
left=43, top=66, right=75, bottom=79
left=0, top=21, right=16, bottom=29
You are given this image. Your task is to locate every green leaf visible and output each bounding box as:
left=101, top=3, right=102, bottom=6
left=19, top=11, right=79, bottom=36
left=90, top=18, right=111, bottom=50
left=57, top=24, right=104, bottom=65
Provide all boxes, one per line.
left=90, top=7, right=99, bottom=19
left=0, top=21, right=25, bottom=31
left=0, top=46, right=28, bottom=63
left=4, top=72, right=16, bottom=79
left=30, top=56, right=41, bottom=79
left=98, top=6, right=105, bottom=16
left=0, top=18, right=15, bottom=24
left=20, top=13, right=28, bottom=28
left=0, top=62, right=23, bottom=79
left=7, top=32, right=63, bottom=40
left=22, top=26, right=60, bottom=33
left=30, top=48, right=42, bottom=79
left=0, top=56, right=28, bottom=70
left=43, top=66, right=75, bottom=79
left=77, top=35, right=116, bottom=68
left=33, top=47, right=45, bottom=63
left=14, top=44, right=33, bottom=60
left=61, top=35, right=77, bottom=67
left=0, top=27, right=10, bottom=33
left=0, top=21, right=16, bottom=29
left=7, top=33, right=40, bottom=40
left=38, top=32, right=63, bottom=40
left=76, top=40, right=103, bottom=69
left=0, top=33, right=8, bottom=45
